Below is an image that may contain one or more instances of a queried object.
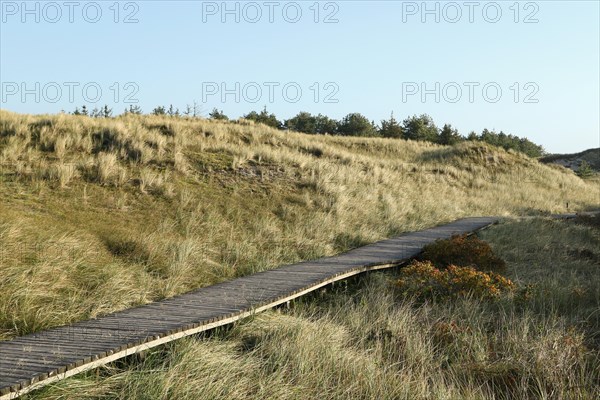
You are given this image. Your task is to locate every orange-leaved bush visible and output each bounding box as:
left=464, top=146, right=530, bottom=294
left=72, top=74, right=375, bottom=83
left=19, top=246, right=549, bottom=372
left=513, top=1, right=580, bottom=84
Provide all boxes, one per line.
left=419, top=234, right=506, bottom=273
left=395, top=260, right=515, bottom=301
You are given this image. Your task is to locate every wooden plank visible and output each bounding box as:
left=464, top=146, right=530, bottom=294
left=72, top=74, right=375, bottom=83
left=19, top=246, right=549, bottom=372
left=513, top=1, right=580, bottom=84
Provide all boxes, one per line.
left=86, top=313, right=200, bottom=327
left=121, top=308, right=239, bottom=323
left=5, top=328, right=138, bottom=347
left=0, top=348, right=81, bottom=365
left=183, top=289, right=279, bottom=303
left=104, top=317, right=201, bottom=332
left=3, top=345, right=89, bottom=361
left=71, top=319, right=171, bottom=334
left=265, top=267, right=335, bottom=274
left=5, top=353, right=91, bottom=372
left=231, top=276, right=318, bottom=287
left=118, top=302, right=241, bottom=315
left=0, top=368, right=47, bottom=384
left=7, top=335, right=132, bottom=351
left=1, top=359, right=67, bottom=376
left=7, top=339, right=120, bottom=354
left=69, top=322, right=188, bottom=341
left=147, top=302, right=244, bottom=313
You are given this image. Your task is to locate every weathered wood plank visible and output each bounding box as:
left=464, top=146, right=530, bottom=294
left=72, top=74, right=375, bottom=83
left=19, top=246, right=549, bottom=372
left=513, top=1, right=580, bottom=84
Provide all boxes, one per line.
left=1, top=359, right=67, bottom=376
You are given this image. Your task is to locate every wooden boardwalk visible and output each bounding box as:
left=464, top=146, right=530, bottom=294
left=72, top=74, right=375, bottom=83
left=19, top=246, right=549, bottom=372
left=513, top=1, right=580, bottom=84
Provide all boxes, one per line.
left=0, top=217, right=497, bottom=399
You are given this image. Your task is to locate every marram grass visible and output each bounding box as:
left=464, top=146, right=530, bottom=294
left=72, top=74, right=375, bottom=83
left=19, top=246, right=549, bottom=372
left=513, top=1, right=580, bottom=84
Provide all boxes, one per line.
left=1, top=109, right=598, bottom=339
left=21, top=218, right=600, bottom=400
left=1, top=110, right=599, bottom=398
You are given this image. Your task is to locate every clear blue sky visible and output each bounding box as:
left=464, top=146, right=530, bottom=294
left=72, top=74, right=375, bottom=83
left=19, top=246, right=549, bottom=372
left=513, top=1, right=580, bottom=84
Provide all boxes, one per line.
left=1, top=0, right=598, bottom=153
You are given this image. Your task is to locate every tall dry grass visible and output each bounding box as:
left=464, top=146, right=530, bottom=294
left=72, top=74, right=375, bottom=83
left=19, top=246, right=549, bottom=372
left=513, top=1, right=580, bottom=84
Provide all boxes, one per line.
left=0, top=109, right=598, bottom=342
left=22, top=218, right=600, bottom=400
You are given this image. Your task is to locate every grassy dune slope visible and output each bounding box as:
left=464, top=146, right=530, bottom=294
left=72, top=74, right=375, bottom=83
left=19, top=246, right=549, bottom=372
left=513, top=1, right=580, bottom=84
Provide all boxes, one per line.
left=1, top=110, right=598, bottom=341
left=23, top=217, right=600, bottom=400
left=540, top=148, right=600, bottom=172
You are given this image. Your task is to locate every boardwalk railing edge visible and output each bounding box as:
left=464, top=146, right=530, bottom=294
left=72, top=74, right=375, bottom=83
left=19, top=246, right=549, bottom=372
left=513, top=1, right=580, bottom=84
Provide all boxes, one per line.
left=1, top=217, right=505, bottom=399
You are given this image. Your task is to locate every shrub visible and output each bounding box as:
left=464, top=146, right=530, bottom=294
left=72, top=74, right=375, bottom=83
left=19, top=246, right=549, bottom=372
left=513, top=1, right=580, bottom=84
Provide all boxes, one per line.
left=395, top=260, right=515, bottom=301
left=576, top=160, right=594, bottom=178
left=419, top=234, right=506, bottom=273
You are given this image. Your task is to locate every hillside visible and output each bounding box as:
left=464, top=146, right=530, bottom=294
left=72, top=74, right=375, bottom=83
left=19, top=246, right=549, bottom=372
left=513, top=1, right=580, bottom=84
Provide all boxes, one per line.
left=1, top=109, right=598, bottom=341
left=12, top=218, right=600, bottom=399
left=540, top=148, right=600, bottom=173
left=1, top=110, right=599, bottom=399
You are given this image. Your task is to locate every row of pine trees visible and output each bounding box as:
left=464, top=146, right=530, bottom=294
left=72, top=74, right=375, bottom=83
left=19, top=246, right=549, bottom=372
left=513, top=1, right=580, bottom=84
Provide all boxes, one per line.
left=67, top=104, right=545, bottom=157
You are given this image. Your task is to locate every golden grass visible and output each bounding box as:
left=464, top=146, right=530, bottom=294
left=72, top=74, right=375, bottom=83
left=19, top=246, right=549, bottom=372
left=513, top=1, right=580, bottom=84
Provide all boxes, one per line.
left=22, top=218, right=600, bottom=400
left=1, top=109, right=599, bottom=398
left=0, top=109, right=598, bottom=343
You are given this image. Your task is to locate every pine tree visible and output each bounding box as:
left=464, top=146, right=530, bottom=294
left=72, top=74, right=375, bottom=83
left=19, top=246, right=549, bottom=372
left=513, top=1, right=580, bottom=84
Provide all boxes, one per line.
left=337, top=113, right=378, bottom=137
left=125, top=105, right=142, bottom=115
left=152, top=106, right=166, bottom=115
left=379, top=111, right=404, bottom=138
left=315, top=114, right=338, bottom=134
left=439, top=124, right=462, bottom=145
left=467, top=131, right=478, bottom=141
left=90, top=106, right=101, bottom=118
left=285, top=111, right=317, bottom=133
left=102, top=105, right=112, bottom=118
left=402, top=114, right=439, bottom=142
left=81, top=105, right=88, bottom=116
left=209, top=108, right=229, bottom=121
left=243, top=107, right=281, bottom=129
left=577, top=161, right=594, bottom=178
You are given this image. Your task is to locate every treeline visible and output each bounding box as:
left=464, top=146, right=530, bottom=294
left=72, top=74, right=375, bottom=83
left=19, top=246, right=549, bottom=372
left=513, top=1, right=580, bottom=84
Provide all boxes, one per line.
left=67, top=104, right=545, bottom=158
